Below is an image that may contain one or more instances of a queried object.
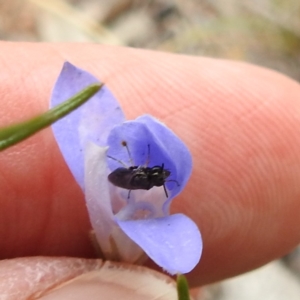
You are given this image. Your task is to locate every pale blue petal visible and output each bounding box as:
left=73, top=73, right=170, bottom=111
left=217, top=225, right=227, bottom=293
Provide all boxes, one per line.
left=117, top=213, right=202, bottom=274
left=106, top=115, right=192, bottom=203
left=84, top=142, right=115, bottom=254
left=84, top=142, right=145, bottom=262
left=136, top=115, right=192, bottom=194
left=51, top=62, right=125, bottom=190
left=135, top=115, right=192, bottom=213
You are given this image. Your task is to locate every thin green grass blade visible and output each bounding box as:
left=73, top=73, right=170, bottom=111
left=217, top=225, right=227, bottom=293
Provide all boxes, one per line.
left=177, top=274, right=191, bottom=300
left=0, top=83, right=103, bottom=151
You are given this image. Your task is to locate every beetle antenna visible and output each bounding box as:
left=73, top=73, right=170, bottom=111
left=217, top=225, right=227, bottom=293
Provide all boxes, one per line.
left=107, top=155, right=128, bottom=168
left=145, top=144, right=151, bottom=166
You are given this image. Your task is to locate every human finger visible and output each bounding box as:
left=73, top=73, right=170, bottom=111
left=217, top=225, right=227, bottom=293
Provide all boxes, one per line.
left=0, top=43, right=300, bottom=286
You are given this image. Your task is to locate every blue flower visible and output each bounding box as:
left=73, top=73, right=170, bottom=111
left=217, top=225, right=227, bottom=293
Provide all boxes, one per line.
left=51, top=62, right=202, bottom=274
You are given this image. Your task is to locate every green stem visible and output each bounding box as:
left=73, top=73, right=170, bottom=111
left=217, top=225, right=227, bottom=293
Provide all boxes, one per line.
left=0, top=83, right=103, bottom=151
left=177, top=274, right=190, bottom=300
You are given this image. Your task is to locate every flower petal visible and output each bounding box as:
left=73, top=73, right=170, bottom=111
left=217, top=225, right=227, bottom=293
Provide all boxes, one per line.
left=51, top=62, right=125, bottom=190
left=84, top=142, right=114, bottom=243
left=136, top=115, right=192, bottom=193
left=106, top=115, right=192, bottom=214
left=84, top=142, right=146, bottom=263
left=134, top=115, right=192, bottom=213
left=116, top=213, right=202, bottom=274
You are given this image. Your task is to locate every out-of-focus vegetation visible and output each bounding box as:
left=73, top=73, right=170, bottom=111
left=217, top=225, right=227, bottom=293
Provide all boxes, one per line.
left=1, top=0, right=300, bottom=79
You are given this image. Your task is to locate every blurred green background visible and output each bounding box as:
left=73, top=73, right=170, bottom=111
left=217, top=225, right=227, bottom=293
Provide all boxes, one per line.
left=1, top=0, right=300, bottom=79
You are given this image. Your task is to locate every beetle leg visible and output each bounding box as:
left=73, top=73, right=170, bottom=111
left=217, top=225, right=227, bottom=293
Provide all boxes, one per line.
left=163, top=183, right=169, bottom=198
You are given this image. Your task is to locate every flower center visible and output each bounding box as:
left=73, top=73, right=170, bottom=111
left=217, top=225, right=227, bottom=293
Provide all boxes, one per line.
left=131, top=207, right=153, bottom=220
left=115, top=201, right=156, bottom=221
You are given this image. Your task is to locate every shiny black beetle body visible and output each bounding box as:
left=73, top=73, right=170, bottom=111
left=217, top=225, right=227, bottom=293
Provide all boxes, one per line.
left=107, top=141, right=175, bottom=198
left=108, top=164, right=171, bottom=196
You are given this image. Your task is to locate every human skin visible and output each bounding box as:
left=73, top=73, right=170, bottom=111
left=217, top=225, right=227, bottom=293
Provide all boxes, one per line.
left=0, top=43, right=300, bottom=290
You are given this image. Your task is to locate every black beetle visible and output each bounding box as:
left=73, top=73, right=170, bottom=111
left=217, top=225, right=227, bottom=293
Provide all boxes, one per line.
left=107, top=141, right=174, bottom=198
left=108, top=164, right=171, bottom=198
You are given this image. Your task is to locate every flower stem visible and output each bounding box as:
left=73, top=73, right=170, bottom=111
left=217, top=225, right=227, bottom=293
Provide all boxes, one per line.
left=177, top=274, right=191, bottom=300
left=0, top=83, right=103, bottom=151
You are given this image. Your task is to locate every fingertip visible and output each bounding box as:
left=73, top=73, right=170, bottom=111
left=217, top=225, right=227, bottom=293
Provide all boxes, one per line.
left=1, top=43, right=300, bottom=285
